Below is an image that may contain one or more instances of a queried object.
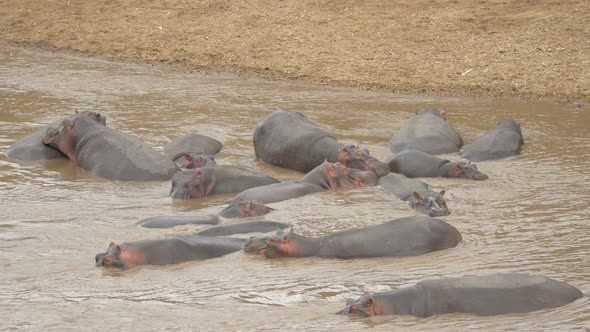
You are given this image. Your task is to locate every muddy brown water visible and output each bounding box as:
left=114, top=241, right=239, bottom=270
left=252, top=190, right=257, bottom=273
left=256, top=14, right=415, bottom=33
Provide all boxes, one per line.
left=0, top=47, right=588, bottom=331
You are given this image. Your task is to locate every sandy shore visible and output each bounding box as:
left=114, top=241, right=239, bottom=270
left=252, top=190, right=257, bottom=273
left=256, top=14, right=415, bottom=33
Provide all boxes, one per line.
left=1, top=0, right=589, bottom=102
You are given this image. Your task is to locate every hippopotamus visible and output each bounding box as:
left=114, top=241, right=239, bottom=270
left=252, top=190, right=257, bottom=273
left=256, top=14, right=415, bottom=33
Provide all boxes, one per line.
left=253, top=111, right=389, bottom=176
left=229, top=161, right=378, bottom=205
left=136, top=214, right=220, bottom=229
left=169, top=166, right=280, bottom=199
left=378, top=174, right=450, bottom=217
left=461, top=119, right=524, bottom=162
left=389, top=109, right=464, bottom=155
left=244, top=216, right=461, bottom=259
left=194, top=221, right=291, bottom=237
left=6, top=111, right=106, bottom=161
left=218, top=200, right=275, bottom=218
left=95, top=236, right=246, bottom=269
left=42, top=116, right=178, bottom=181
left=163, top=133, right=223, bottom=158
left=338, top=273, right=583, bottom=317
left=171, top=152, right=217, bottom=169
left=387, top=150, right=488, bottom=180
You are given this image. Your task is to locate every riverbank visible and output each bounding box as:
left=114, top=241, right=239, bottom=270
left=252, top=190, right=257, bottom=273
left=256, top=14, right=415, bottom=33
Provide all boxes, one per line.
left=1, top=0, right=588, bottom=102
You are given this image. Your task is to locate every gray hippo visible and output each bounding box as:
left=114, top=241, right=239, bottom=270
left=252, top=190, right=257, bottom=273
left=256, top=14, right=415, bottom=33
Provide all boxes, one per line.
left=169, top=166, right=280, bottom=199
left=171, top=152, right=217, bottom=169
left=461, top=119, right=524, bottom=162
left=338, top=273, right=583, bottom=317
left=378, top=174, right=450, bottom=217
left=43, top=116, right=178, bottom=181
left=6, top=111, right=106, bottom=161
left=244, top=216, right=461, bottom=259
left=136, top=214, right=220, bottom=229
left=387, top=150, right=488, bottom=180
left=229, top=161, right=378, bottom=205
left=253, top=111, right=389, bottom=176
left=137, top=201, right=274, bottom=229
left=194, top=221, right=291, bottom=237
left=389, top=109, right=464, bottom=155
left=163, top=133, right=222, bottom=158
left=95, top=236, right=246, bottom=269
left=218, top=200, right=275, bottom=218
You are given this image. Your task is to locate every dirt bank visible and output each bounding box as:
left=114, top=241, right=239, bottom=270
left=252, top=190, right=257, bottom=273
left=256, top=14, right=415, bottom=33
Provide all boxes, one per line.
left=1, top=0, right=588, bottom=102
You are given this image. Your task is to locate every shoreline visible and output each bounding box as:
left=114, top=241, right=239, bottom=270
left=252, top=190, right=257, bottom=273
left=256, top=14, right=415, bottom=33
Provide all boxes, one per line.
left=1, top=1, right=588, bottom=103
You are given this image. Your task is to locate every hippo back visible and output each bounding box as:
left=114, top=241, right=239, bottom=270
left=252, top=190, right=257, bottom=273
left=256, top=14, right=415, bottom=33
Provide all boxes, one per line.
left=253, top=111, right=340, bottom=172
left=419, top=273, right=583, bottom=317
left=461, top=120, right=524, bottom=162
left=163, top=133, right=222, bottom=158
left=389, top=113, right=464, bottom=154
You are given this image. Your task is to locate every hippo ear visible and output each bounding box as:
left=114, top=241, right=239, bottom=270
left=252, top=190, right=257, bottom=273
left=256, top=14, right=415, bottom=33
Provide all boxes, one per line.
left=183, top=153, right=192, bottom=161
left=440, top=189, right=446, bottom=197
left=115, top=245, right=121, bottom=255
left=69, top=119, right=77, bottom=130
left=364, top=298, right=375, bottom=310
left=108, top=242, right=116, bottom=248
left=412, top=192, right=420, bottom=199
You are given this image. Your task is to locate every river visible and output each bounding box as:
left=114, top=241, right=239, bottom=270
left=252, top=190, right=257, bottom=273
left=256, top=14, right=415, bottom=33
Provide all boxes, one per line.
left=0, top=47, right=588, bottom=331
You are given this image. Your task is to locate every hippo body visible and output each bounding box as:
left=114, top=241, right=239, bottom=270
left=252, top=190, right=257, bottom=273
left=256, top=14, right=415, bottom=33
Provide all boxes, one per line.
left=95, top=236, right=246, bottom=268
left=253, top=111, right=389, bottom=176
left=339, top=273, right=583, bottom=317
left=163, top=133, right=222, bottom=158
left=461, top=119, right=524, bottom=162
left=6, top=111, right=106, bottom=161
left=387, top=150, right=488, bottom=180
left=245, top=216, right=461, bottom=259
left=378, top=174, right=450, bottom=217
left=389, top=109, right=463, bottom=155
left=43, top=116, right=177, bottom=181
left=169, top=166, right=280, bottom=199
left=195, top=221, right=291, bottom=237
left=229, top=161, right=377, bottom=205
left=136, top=214, right=220, bottom=229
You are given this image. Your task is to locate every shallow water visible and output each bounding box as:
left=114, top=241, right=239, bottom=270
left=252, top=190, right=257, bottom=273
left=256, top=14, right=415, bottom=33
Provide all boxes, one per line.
left=0, top=47, right=588, bottom=331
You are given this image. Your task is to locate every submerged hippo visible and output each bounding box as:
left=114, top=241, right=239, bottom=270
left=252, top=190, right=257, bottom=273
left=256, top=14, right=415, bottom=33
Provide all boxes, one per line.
left=229, top=161, right=378, bottom=205
left=387, top=150, right=488, bottom=180
left=253, top=111, right=388, bottom=176
left=136, top=214, right=220, bottom=229
left=6, top=111, right=106, bottom=161
left=43, top=116, right=178, bottom=181
left=389, top=109, right=464, bottom=155
left=171, top=152, right=217, bottom=169
left=461, top=119, right=524, bottom=162
left=194, top=221, right=291, bottom=237
left=378, top=174, right=450, bottom=217
left=218, top=200, right=275, bottom=218
left=244, top=216, right=461, bottom=259
left=163, top=133, right=223, bottom=158
left=95, top=236, right=246, bottom=269
left=169, top=166, right=280, bottom=199
left=338, top=273, right=583, bottom=317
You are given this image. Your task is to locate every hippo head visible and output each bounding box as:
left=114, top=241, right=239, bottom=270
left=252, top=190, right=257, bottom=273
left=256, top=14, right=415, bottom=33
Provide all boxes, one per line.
left=337, top=295, right=377, bottom=317
left=95, top=242, right=127, bottom=269
left=498, top=119, right=524, bottom=145
left=74, top=110, right=107, bottom=126
left=330, top=162, right=378, bottom=188
left=173, top=152, right=217, bottom=169
left=336, top=145, right=390, bottom=177
left=244, top=235, right=271, bottom=255
left=43, top=119, right=78, bottom=161
left=416, top=108, right=448, bottom=121
left=408, top=190, right=450, bottom=217
left=244, top=230, right=315, bottom=258
left=169, top=169, right=213, bottom=199
left=448, top=162, right=488, bottom=180
left=218, top=200, right=274, bottom=218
